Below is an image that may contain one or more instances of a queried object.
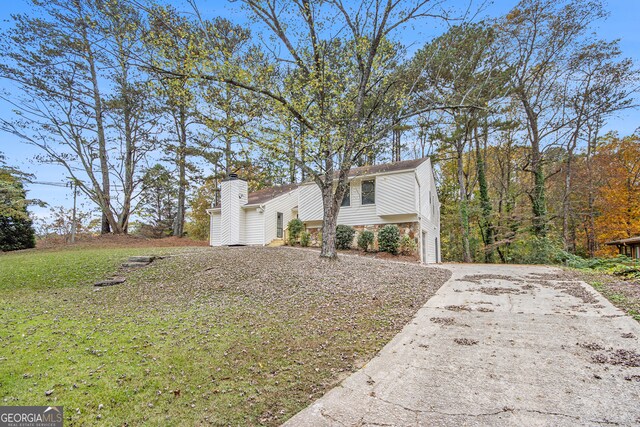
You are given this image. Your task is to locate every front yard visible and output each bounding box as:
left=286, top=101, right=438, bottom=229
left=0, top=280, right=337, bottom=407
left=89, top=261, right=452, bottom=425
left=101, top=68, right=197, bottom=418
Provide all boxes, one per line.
left=0, top=245, right=449, bottom=425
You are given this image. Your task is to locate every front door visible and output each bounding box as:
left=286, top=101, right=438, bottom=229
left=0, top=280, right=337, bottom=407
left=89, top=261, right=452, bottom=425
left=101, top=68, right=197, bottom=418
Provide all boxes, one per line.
left=276, top=212, right=283, bottom=238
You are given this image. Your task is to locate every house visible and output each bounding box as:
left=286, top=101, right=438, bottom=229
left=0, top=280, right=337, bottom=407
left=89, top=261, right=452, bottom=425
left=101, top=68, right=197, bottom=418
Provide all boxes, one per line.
left=606, top=236, right=640, bottom=260
left=207, top=158, right=441, bottom=263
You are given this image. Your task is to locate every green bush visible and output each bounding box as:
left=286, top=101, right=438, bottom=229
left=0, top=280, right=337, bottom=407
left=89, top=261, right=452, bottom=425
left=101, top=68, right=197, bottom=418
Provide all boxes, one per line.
left=0, top=216, right=36, bottom=252
left=507, top=236, right=567, bottom=265
left=399, top=235, right=417, bottom=256
left=300, top=231, right=311, bottom=247
left=566, top=253, right=640, bottom=279
left=336, top=224, right=355, bottom=249
left=378, top=225, right=400, bottom=254
left=357, top=230, right=375, bottom=252
left=287, top=218, right=304, bottom=245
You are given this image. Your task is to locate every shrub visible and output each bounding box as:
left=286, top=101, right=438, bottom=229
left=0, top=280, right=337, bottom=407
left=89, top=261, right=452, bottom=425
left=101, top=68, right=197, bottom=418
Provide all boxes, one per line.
left=287, top=218, right=304, bottom=245
left=508, top=236, right=566, bottom=265
left=336, top=224, right=355, bottom=249
left=0, top=216, right=36, bottom=251
left=357, top=230, right=375, bottom=252
left=300, top=231, right=311, bottom=247
left=399, top=235, right=417, bottom=256
left=378, top=225, right=400, bottom=254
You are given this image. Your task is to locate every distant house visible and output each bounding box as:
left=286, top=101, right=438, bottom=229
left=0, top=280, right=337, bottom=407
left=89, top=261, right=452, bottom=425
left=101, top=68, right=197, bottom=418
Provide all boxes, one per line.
left=606, top=236, right=640, bottom=260
left=207, top=158, right=441, bottom=263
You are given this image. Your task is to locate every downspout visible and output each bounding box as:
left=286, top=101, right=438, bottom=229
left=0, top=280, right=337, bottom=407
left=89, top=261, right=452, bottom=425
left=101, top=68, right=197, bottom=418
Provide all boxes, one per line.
left=261, top=204, right=266, bottom=246
left=415, top=171, right=423, bottom=263
left=205, top=209, right=213, bottom=247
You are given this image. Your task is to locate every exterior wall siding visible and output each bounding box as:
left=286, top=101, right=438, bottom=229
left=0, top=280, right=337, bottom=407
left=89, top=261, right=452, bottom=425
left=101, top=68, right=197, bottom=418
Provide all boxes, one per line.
left=244, top=208, right=264, bottom=245
left=415, top=158, right=441, bottom=263
left=210, top=211, right=221, bottom=246
left=264, top=190, right=299, bottom=244
left=375, top=171, right=416, bottom=216
left=298, top=184, right=323, bottom=222
left=299, top=175, right=419, bottom=228
left=220, top=179, right=248, bottom=245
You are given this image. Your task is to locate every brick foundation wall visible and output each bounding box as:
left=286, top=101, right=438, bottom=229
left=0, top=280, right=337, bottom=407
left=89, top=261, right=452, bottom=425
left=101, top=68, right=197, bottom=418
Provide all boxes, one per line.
left=305, top=222, right=420, bottom=254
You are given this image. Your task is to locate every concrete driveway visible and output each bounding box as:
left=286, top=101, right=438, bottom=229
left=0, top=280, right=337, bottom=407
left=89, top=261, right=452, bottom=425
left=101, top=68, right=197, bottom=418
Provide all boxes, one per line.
left=284, top=264, right=640, bottom=426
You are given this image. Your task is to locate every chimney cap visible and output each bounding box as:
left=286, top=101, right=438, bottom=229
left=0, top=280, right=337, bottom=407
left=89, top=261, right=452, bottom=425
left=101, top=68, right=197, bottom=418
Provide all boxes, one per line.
left=223, top=173, right=243, bottom=182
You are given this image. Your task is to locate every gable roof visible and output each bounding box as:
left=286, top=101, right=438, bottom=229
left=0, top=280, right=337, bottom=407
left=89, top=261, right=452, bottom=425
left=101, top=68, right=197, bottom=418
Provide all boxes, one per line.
left=606, top=236, right=640, bottom=246
left=347, top=157, right=429, bottom=178
left=212, top=182, right=298, bottom=209
left=246, top=182, right=299, bottom=205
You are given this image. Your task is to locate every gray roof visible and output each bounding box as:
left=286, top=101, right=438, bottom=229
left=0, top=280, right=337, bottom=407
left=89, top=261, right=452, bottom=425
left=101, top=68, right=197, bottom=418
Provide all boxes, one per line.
left=246, top=183, right=299, bottom=205
left=347, top=157, right=429, bottom=177
left=213, top=182, right=298, bottom=209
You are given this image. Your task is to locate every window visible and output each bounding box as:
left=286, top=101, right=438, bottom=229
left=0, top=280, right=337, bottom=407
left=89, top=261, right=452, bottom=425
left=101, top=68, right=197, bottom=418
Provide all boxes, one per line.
left=276, top=212, right=283, bottom=238
left=341, top=183, right=351, bottom=207
left=361, top=180, right=375, bottom=205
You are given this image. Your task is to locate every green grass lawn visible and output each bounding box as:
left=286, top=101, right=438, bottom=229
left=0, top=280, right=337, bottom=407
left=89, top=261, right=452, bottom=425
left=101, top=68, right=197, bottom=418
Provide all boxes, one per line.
left=0, top=246, right=449, bottom=425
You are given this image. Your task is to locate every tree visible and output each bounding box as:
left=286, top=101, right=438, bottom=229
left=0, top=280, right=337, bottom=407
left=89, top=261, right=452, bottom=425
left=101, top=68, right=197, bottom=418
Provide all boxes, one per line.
left=0, top=0, right=156, bottom=234
left=591, top=134, right=640, bottom=254
left=36, top=205, right=99, bottom=240
left=561, top=40, right=638, bottom=254
left=499, top=0, right=606, bottom=237
left=0, top=154, right=36, bottom=251
left=147, top=5, right=202, bottom=238
left=413, top=22, right=508, bottom=262
left=185, top=177, right=218, bottom=241
left=137, top=164, right=178, bottom=237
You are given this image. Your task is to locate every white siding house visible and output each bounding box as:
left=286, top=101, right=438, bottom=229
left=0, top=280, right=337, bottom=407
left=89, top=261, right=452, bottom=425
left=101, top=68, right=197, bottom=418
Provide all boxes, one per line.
left=207, top=159, right=441, bottom=263
left=207, top=175, right=298, bottom=247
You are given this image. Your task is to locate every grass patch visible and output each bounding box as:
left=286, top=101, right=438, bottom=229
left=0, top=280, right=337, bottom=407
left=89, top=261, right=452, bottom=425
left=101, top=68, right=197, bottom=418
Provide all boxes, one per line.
left=0, top=246, right=449, bottom=425
left=0, top=247, right=181, bottom=291
left=572, top=269, right=640, bottom=323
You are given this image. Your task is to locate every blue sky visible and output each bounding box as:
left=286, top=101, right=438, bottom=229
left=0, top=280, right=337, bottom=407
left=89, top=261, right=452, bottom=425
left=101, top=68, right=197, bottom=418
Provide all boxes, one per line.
left=0, top=0, right=638, bottom=218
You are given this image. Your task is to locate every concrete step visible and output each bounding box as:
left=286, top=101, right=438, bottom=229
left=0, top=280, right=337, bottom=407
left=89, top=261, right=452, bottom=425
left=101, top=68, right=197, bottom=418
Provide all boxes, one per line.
left=94, top=277, right=126, bottom=287
left=122, top=261, right=150, bottom=268
left=268, top=239, right=285, bottom=247
left=128, top=256, right=157, bottom=263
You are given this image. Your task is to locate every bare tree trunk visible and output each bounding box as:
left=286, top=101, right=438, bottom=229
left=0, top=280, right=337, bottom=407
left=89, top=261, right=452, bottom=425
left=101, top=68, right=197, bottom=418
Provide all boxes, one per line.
left=173, top=105, right=187, bottom=237
left=320, top=184, right=339, bottom=259
left=585, top=127, right=600, bottom=257
left=82, top=14, right=120, bottom=234
left=456, top=135, right=472, bottom=263
left=392, top=119, right=401, bottom=162
left=522, top=98, right=547, bottom=237
left=475, top=121, right=495, bottom=262
left=119, top=48, right=134, bottom=235
left=562, top=146, right=575, bottom=252
left=318, top=157, right=349, bottom=259
left=289, top=120, right=296, bottom=183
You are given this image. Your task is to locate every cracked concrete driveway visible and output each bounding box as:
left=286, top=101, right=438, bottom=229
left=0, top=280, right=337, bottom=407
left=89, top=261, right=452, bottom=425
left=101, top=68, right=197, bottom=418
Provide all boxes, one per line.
left=284, top=264, right=640, bottom=426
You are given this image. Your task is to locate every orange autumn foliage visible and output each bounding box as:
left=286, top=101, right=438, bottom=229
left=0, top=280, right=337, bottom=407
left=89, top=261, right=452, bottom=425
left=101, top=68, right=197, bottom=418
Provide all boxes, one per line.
left=593, top=134, right=640, bottom=256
